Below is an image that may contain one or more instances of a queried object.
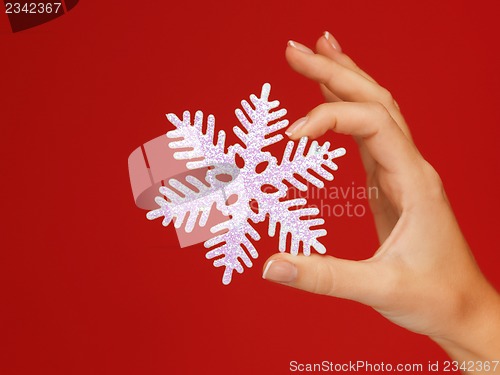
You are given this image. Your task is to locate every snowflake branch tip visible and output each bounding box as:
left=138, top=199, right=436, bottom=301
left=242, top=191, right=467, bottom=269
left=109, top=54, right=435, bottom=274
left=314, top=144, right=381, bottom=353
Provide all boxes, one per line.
left=261, top=82, right=271, bottom=99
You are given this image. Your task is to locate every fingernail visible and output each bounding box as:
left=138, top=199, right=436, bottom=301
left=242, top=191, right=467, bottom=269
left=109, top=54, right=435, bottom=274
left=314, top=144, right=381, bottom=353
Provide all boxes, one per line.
left=323, top=31, right=342, bottom=52
left=285, top=117, right=308, bottom=136
left=288, top=40, right=314, bottom=55
left=262, top=260, right=297, bottom=283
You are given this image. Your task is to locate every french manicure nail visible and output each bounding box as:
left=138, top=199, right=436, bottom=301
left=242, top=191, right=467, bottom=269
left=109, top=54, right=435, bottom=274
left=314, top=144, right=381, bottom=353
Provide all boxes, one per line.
left=262, top=260, right=297, bottom=283
left=323, top=31, right=342, bottom=52
left=285, top=117, right=308, bottom=136
left=288, top=40, right=314, bottom=54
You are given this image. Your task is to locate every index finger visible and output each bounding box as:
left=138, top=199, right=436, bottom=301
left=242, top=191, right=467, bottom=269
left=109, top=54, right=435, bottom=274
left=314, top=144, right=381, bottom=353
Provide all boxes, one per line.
left=289, top=101, right=421, bottom=178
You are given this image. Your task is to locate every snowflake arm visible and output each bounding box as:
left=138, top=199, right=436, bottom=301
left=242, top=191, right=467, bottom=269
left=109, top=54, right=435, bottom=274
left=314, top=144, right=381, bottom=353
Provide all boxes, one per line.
left=279, top=137, right=346, bottom=191
left=146, top=175, right=229, bottom=233
left=166, top=110, right=230, bottom=169
left=205, top=218, right=261, bottom=285
left=268, top=198, right=327, bottom=256
left=233, top=83, right=289, bottom=151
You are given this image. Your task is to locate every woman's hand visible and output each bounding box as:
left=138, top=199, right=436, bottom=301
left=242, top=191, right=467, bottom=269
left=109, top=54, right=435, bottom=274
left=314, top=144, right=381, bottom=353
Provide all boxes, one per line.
left=262, top=32, right=500, bottom=369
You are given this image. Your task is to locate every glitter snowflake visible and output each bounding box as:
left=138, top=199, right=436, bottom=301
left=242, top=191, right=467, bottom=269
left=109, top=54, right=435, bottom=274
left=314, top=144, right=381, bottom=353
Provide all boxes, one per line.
left=147, top=83, right=346, bottom=284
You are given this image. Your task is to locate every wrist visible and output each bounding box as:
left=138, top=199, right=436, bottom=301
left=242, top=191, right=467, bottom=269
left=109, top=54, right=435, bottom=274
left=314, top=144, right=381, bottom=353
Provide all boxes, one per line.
left=431, top=281, right=500, bottom=365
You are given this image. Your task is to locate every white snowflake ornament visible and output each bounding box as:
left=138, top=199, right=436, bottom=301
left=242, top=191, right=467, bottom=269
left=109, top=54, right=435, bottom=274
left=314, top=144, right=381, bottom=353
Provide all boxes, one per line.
left=147, top=83, right=346, bottom=284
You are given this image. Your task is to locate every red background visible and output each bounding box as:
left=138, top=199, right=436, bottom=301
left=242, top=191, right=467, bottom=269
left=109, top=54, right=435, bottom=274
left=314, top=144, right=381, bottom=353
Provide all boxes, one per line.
left=1, top=1, right=499, bottom=374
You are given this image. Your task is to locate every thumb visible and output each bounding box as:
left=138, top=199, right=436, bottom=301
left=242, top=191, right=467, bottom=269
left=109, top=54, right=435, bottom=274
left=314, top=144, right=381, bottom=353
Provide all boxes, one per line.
left=262, top=253, right=388, bottom=306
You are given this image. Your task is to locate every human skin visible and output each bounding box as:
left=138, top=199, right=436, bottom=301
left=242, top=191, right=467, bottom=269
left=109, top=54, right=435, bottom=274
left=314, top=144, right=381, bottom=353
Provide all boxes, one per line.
left=261, top=32, right=500, bottom=373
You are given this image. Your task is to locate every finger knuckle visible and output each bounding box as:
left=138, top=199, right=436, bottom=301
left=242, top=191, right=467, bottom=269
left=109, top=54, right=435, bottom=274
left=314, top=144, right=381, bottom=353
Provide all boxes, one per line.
left=392, top=99, right=400, bottom=110
left=316, top=102, right=332, bottom=113
left=420, top=161, right=446, bottom=201
left=379, top=87, right=394, bottom=103
left=367, top=101, right=392, bottom=122
left=324, top=69, right=337, bottom=88
left=317, top=261, right=337, bottom=296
